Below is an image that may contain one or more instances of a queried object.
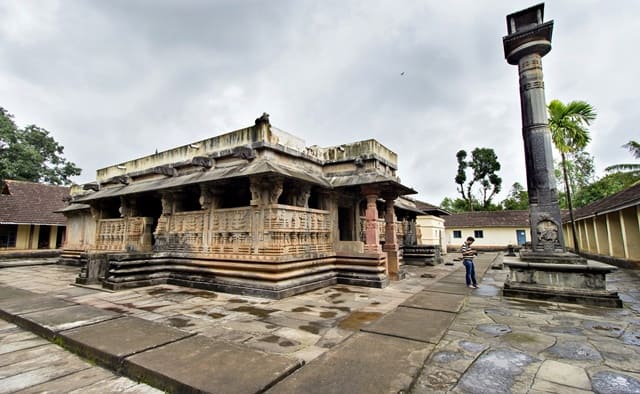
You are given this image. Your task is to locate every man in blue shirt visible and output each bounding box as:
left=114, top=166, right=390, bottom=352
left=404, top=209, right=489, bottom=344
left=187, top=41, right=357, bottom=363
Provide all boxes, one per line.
left=461, top=236, right=478, bottom=288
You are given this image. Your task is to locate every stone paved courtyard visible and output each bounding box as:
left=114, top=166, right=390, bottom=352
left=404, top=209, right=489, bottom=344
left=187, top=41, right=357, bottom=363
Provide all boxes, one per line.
left=2, top=255, right=640, bottom=393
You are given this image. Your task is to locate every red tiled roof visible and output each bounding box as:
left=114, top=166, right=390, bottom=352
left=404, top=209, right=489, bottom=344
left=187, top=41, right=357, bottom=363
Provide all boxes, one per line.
left=0, top=180, right=69, bottom=225
left=571, top=182, right=640, bottom=221
left=444, top=210, right=530, bottom=228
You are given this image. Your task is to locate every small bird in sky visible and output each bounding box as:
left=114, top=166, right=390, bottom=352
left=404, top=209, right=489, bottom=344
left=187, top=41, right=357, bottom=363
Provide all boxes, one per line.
left=400, top=72, right=405, bottom=76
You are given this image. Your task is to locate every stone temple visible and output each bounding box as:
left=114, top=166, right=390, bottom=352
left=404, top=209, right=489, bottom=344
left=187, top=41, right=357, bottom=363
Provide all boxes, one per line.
left=59, top=114, right=428, bottom=298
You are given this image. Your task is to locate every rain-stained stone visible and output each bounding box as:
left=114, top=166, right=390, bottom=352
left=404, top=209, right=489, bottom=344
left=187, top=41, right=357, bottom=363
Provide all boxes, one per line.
left=411, top=366, right=459, bottom=393
left=546, top=340, right=602, bottom=361
left=591, top=371, right=640, bottom=394
left=485, top=308, right=512, bottom=317
left=536, top=360, right=591, bottom=390
left=540, top=325, right=584, bottom=336
left=582, top=319, right=625, bottom=338
left=503, top=331, right=556, bottom=353
left=475, top=323, right=512, bottom=337
left=459, top=340, right=488, bottom=354
left=455, top=349, right=539, bottom=394
left=474, top=284, right=499, bottom=297
left=431, top=350, right=466, bottom=363
left=531, top=379, right=593, bottom=394
left=622, top=328, right=640, bottom=347
left=590, top=339, right=640, bottom=373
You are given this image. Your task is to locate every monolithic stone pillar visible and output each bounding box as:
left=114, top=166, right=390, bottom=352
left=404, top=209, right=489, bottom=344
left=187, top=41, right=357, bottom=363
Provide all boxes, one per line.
left=383, top=197, right=400, bottom=279
left=362, top=190, right=381, bottom=253
left=501, top=4, right=621, bottom=307
left=503, top=3, right=564, bottom=253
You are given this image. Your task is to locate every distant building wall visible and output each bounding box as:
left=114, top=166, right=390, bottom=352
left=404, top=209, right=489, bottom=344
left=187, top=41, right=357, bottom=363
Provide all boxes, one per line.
left=563, top=204, right=640, bottom=268
left=416, top=215, right=446, bottom=254
left=445, top=226, right=529, bottom=250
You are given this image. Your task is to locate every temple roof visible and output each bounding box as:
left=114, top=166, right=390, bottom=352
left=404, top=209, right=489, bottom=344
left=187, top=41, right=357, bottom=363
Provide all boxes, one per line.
left=0, top=180, right=69, bottom=225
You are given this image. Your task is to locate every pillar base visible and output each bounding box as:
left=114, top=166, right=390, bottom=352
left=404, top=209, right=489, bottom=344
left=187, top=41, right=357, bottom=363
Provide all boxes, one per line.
left=503, top=257, right=622, bottom=308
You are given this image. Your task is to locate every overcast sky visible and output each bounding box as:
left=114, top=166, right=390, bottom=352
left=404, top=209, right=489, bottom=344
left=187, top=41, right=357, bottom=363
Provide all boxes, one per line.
left=1, top=0, right=637, bottom=205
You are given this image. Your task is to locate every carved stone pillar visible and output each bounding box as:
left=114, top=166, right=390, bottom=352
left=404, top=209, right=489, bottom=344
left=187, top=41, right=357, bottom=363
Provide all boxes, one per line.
left=383, top=197, right=400, bottom=280
left=362, top=190, right=381, bottom=253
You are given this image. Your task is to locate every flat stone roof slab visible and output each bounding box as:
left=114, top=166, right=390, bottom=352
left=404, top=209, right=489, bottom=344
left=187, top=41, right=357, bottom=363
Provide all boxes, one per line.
left=424, top=281, right=471, bottom=295
left=362, top=307, right=455, bottom=344
left=60, top=316, right=193, bottom=371
left=0, top=294, right=75, bottom=322
left=0, top=285, right=37, bottom=300
left=268, top=332, right=432, bottom=394
left=401, top=291, right=466, bottom=313
left=15, top=304, right=120, bottom=340
left=124, top=334, right=302, bottom=393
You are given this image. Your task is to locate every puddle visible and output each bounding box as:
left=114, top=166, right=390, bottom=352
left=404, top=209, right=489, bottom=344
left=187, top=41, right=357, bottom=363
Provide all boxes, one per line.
left=327, top=306, right=351, bottom=312
left=299, top=324, right=321, bottom=334
left=262, top=335, right=280, bottom=343
left=147, top=288, right=171, bottom=296
left=333, top=287, right=364, bottom=294
left=319, top=311, right=337, bottom=318
left=208, top=312, right=226, bottom=319
left=338, top=311, right=382, bottom=331
left=102, top=307, right=128, bottom=314
left=183, top=290, right=218, bottom=299
left=292, top=307, right=311, bottom=312
left=370, top=301, right=381, bottom=306
left=231, top=305, right=277, bottom=319
left=167, top=317, right=194, bottom=328
left=228, top=299, right=248, bottom=303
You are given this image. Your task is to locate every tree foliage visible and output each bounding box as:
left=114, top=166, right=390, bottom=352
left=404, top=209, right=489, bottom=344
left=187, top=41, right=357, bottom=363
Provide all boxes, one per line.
left=454, top=147, right=502, bottom=211
left=548, top=99, right=596, bottom=252
left=554, top=150, right=595, bottom=196
left=0, top=107, right=81, bottom=185
left=573, top=171, right=640, bottom=207
left=501, top=182, right=529, bottom=210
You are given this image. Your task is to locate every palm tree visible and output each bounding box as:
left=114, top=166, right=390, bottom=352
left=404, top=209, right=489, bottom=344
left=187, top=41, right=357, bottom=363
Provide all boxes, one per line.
left=605, top=140, right=640, bottom=174
left=547, top=99, right=597, bottom=254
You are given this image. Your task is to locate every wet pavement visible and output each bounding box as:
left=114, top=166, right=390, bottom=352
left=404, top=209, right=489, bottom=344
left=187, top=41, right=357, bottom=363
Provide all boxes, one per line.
left=1, top=253, right=639, bottom=393
left=411, top=258, right=640, bottom=394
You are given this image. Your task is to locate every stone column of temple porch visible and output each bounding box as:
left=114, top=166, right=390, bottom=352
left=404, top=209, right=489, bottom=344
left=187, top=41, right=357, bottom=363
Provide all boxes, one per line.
left=363, top=192, right=382, bottom=253
left=383, top=197, right=400, bottom=280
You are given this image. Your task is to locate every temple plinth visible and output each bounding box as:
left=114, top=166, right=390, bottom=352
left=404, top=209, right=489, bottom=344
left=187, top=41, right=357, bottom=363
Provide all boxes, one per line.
left=502, top=3, right=621, bottom=307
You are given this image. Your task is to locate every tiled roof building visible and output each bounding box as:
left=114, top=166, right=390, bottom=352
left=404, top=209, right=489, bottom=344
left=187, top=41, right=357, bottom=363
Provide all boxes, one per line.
left=0, top=180, right=69, bottom=250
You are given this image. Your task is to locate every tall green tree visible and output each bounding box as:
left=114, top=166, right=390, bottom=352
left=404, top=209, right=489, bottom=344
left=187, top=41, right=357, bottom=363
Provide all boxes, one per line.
left=501, top=182, right=529, bottom=210
left=454, top=147, right=502, bottom=211
left=605, top=140, right=640, bottom=174
left=0, top=107, right=81, bottom=185
left=547, top=99, right=596, bottom=253
left=573, top=171, right=640, bottom=207
left=553, top=150, right=596, bottom=203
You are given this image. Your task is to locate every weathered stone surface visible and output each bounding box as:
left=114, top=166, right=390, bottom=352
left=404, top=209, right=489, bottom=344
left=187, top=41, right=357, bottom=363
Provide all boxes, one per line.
left=591, top=370, right=640, bottom=394
left=269, top=332, right=432, bottom=394
left=60, top=316, right=192, bottom=370
left=582, top=319, right=625, bottom=338
left=11, top=366, right=116, bottom=393
left=125, top=334, right=302, bottom=393
left=537, top=360, right=591, bottom=389
left=503, top=331, right=556, bottom=353
left=401, top=291, right=466, bottom=313
left=0, top=294, right=74, bottom=319
left=531, top=379, right=593, bottom=394
left=362, top=307, right=455, bottom=344
left=424, top=281, right=471, bottom=295
left=546, top=340, right=602, bottom=361
left=456, top=349, right=539, bottom=393
left=15, top=304, right=119, bottom=339
left=411, top=365, right=459, bottom=393
left=475, top=323, right=512, bottom=337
